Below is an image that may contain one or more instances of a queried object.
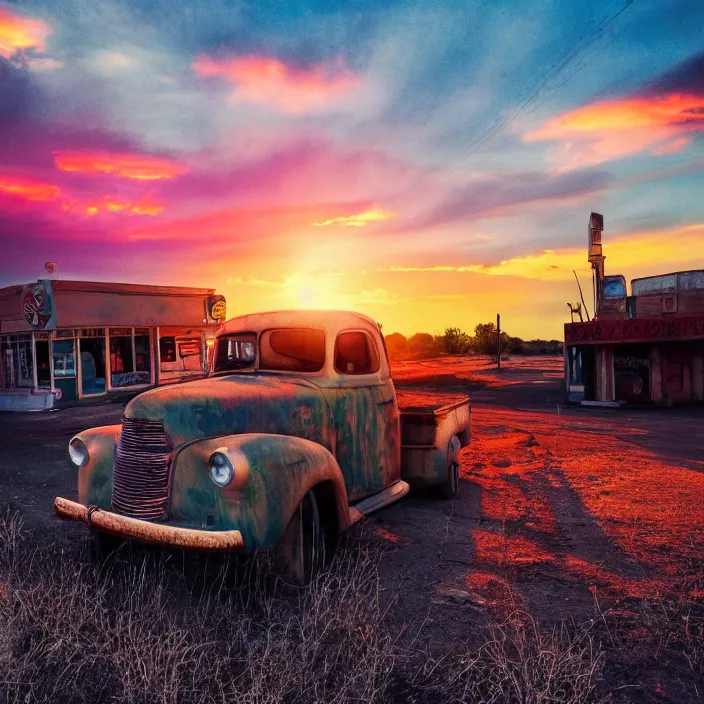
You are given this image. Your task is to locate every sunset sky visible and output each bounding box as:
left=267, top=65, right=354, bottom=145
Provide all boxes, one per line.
left=1, top=0, right=703, bottom=340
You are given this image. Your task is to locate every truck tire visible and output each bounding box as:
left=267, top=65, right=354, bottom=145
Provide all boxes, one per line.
left=439, top=435, right=461, bottom=499
left=275, top=490, right=325, bottom=585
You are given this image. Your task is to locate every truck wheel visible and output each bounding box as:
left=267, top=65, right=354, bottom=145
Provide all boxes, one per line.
left=439, top=435, right=462, bottom=499
left=276, top=490, right=325, bottom=585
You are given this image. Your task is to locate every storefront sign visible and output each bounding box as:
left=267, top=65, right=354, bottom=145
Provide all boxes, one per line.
left=565, top=315, right=704, bottom=344
left=22, top=280, right=56, bottom=330
left=208, top=296, right=227, bottom=322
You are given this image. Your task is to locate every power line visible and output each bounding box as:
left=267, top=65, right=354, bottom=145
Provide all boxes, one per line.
left=451, top=0, right=636, bottom=167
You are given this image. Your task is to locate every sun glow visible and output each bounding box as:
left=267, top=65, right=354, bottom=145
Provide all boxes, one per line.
left=282, top=273, right=346, bottom=310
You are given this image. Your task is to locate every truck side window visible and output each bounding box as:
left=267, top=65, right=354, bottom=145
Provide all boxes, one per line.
left=335, top=331, right=379, bottom=375
left=214, top=333, right=257, bottom=372
left=260, top=329, right=325, bottom=373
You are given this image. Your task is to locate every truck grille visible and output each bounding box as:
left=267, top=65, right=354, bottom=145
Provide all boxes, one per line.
left=113, top=417, right=171, bottom=520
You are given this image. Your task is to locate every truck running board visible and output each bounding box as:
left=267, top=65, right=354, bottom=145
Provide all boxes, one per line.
left=348, top=480, right=410, bottom=525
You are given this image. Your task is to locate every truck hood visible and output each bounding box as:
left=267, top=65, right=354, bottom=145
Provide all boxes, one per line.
left=124, top=374, right=330, bottom=447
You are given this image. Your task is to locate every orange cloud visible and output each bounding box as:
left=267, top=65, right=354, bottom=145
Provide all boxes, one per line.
left=525, top=93, right=704, bottom=168
left=379, top=223, right=704, bottom=282
left=192, top=54, right=360, bottom=113
left=313, top=206, right=396, bottom=228
left=64, top=193, right=165, bottom=217
left=0, top=6, right=50, bottom=59
left=53, top=151, right=187, bottom=181
left=0, top=174, right=60, bottom=201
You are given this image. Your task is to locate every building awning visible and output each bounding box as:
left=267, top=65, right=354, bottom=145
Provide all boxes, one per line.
left=565, top=315, right=704, bottom=345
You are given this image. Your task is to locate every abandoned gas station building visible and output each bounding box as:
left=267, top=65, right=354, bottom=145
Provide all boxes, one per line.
left=0, top=280, right=226, bottom=411
left=565, top=214, right=704, bottom=406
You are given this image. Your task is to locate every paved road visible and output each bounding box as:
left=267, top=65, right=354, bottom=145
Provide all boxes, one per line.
left=0, top=403, right=124, bottom=535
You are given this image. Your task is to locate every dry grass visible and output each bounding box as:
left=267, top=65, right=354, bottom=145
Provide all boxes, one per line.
left=0, top=511, right=395, bottom=704
left=5, top=508, right=701, bottom=703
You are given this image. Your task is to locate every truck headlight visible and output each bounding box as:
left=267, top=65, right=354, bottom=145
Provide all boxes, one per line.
left=209, top=451, right=234, bottom=486
left=69, top=438, right=89, bottom=467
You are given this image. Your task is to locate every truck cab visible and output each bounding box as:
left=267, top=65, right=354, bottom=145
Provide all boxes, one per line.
left=56, top=310, right=471, bottom=582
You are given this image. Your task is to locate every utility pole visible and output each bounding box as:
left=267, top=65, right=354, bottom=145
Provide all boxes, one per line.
left=496, top=313, right=501, bottom=370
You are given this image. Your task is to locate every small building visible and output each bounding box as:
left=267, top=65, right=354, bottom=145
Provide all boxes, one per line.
left=0, top=279, right=226, bottom=411
left=564, top=213, right=704, bottom=406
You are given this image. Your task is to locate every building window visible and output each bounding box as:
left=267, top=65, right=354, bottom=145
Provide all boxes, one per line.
left=334, top=331, right=379, bottom=375
left=1, top=335, right=34, bottom=389
left=135, top=334, right=151, bottom=374
left=110, top=333, right=151, bottom=387
left=52, top=340, right=76, bottom=377
left=160, top=335, right=202, bottom=372
left=160, top=337, right=177, bottom=364
left=110, top=336, right=133, bottom=374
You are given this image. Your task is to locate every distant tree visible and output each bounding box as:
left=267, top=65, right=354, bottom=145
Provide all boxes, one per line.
left=442, top=327, right=472, bottom=354
left=473, top=322, right=511, bottom=356
left=384, top=332, right=408, bottom=359
left=508, top=336, right=524, bottom=353
left=407, top=332, right=438, bottom=357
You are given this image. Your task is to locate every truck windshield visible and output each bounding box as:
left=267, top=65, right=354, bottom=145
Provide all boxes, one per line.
left=214, top=333, right=257, bottom=372
left=260, top=328, right=325, bottom=373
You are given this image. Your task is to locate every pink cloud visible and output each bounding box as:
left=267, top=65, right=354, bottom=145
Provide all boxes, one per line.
left=0, top=173, right=61, bottom=201
left=62, top=193, right=165, bottom=217
left=525, top=93, right=704, bottom=169
left=651, top=136, right=691, bottom=155
left=192, top=54, right=361, bottom=113
left=53, top=150, right=188, bottom=181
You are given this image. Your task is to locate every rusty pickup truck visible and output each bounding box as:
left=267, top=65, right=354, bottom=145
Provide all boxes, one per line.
left=55, top=310, right=471, bottom=582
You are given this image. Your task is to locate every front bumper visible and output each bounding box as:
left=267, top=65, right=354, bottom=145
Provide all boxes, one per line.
left=54, top=497, right=244, bottom=551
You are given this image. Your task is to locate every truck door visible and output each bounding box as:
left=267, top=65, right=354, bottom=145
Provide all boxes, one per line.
left=330, top=330, right=400, bottom=502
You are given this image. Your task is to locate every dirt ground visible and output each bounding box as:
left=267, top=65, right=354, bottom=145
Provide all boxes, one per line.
left=381, top=356, right=704, bottom=697
left=0, top=355, right=702, bottom=700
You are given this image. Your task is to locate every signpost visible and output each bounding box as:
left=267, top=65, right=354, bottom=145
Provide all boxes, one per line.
left=497, top=313, right=501, bottom=370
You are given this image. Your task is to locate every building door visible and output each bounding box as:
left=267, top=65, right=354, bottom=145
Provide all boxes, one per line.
left=79, top=337, right=106, bottom=395
left=35, top=340, right=51, bottom=387
left=614, top=344, right=650, bottom=403
left=581, top=345, right=596, bottom=401
left=52, top=339, right=77, bottom=401
left=663, top=343, right=692, bottom=404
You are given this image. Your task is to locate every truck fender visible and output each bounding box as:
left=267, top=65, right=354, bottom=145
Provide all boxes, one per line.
left=70, top=425, right=121, bottom=509
left=170, top=433, right=351, bottom=551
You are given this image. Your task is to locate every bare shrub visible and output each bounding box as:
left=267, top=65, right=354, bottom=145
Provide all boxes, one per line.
left=413, top=610, right=604, bottom=704
left=595, top=544, right=704, bottom=699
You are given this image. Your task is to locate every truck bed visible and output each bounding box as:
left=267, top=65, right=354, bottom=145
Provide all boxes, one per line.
left=395, top=389, right=469, bottom=414
left=396, top=389, right=471, bottom=488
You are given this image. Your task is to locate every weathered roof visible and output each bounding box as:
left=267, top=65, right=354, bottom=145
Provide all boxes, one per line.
left=0, top=280, right=216, bottom=297
left=218, top=309, right=380, bottom=336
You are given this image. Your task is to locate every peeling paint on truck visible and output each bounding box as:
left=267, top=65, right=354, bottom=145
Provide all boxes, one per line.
left=57, top=310, right=470, bottom=553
